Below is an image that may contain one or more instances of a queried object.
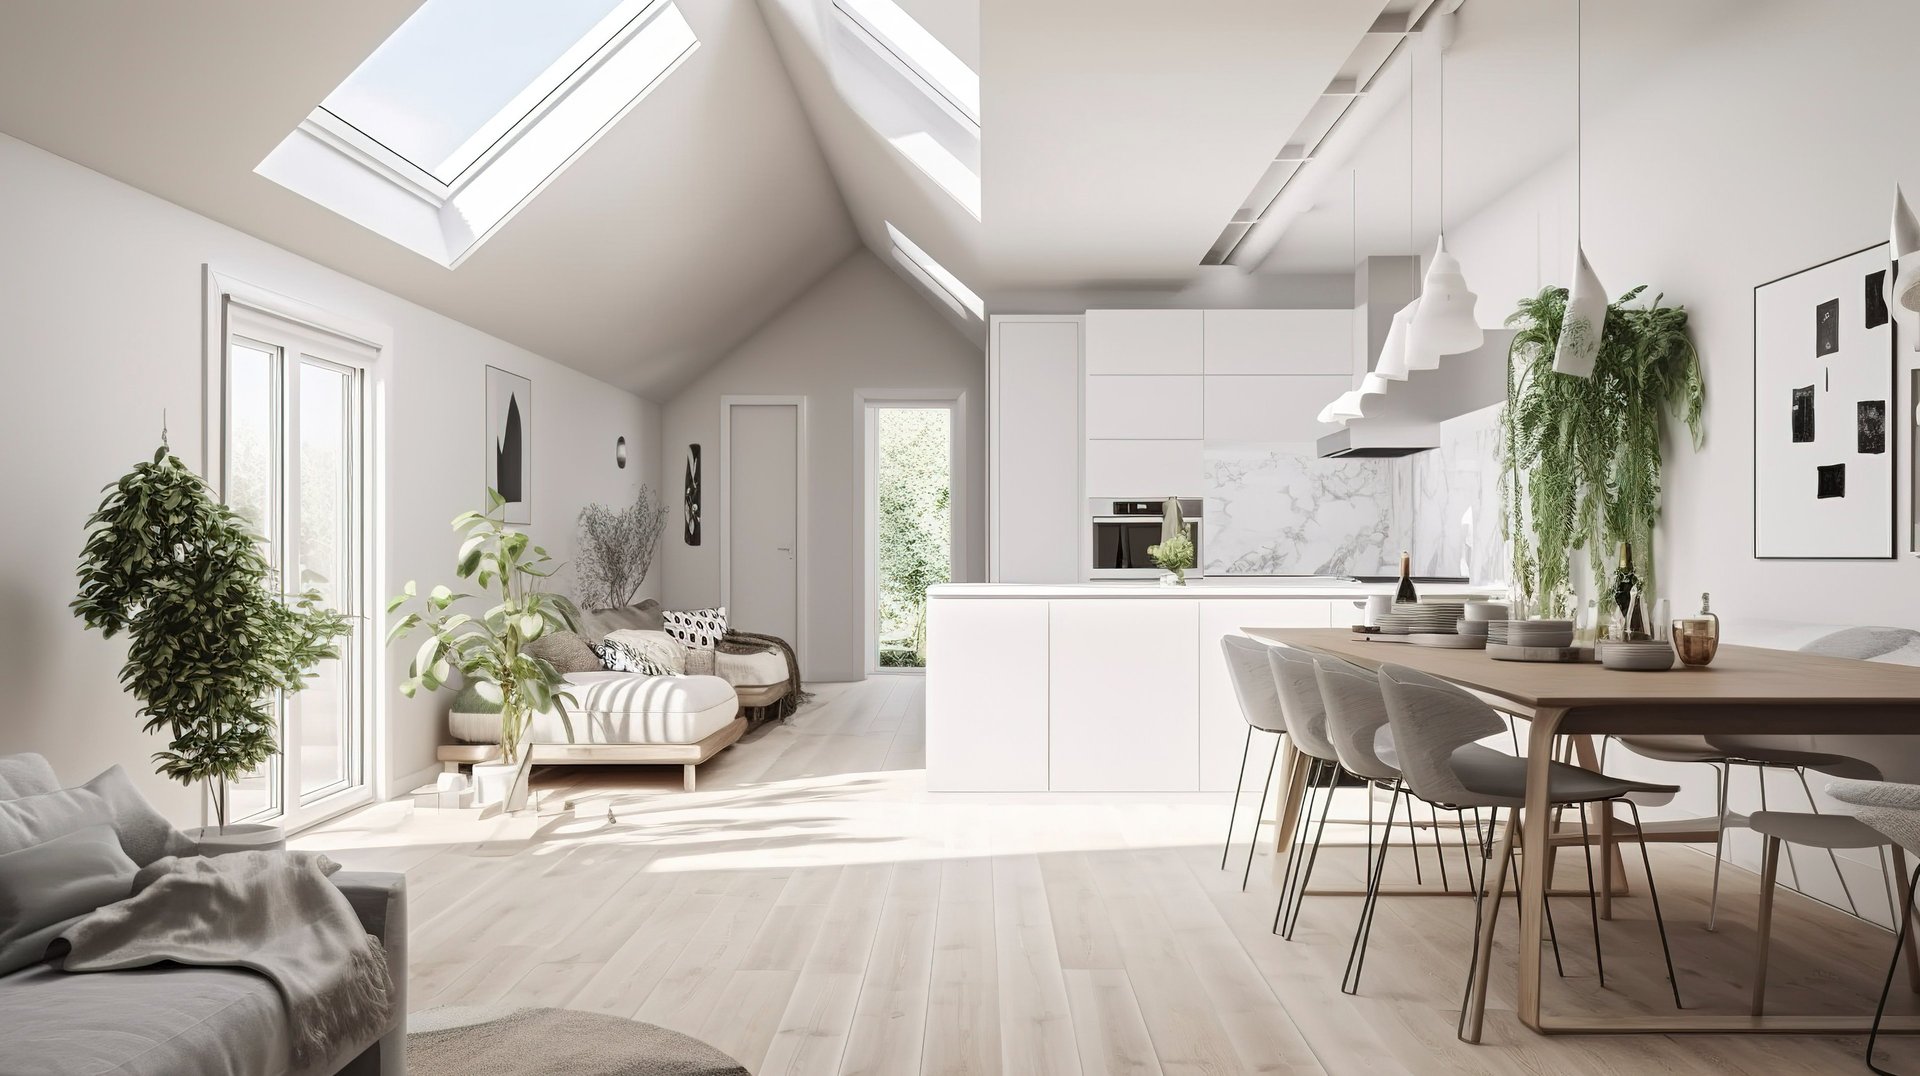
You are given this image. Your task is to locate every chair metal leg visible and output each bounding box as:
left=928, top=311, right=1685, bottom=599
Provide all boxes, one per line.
left=1456, top=806, right=1497, bottom=1042
left=1866, top=864, right=1920, bottom=1076
left=1752, top=835, right=1782, bottom=1016
left=1578, top=806, right=1606, bottom=987
left=1709, top=762, right=1729, bottom=932
left=1408, top=787, right=1425, bottom=887
left=1273, top=758, right=1323, bottom=934
left=1622, top=800, right=1683, bottom=1010
left=1795, top=766, right=1863, bottom=919
left=1242, top=735, right=1283, bottom=891
left=1221, top=726, right=1254, bottom=870
left=1458, top=808, right=1479, bottom=894
left=1283, top=765, right=1338, bottom=940
left=1342, top=784, right=1400, bottom=995
left=1892, top=847, right=1920, bottom=996
left=1431, top=801, right=1451, bottom=893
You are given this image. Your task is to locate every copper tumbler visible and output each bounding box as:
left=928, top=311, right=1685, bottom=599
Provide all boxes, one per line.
left=1672, top=615, right=1720, bottom=667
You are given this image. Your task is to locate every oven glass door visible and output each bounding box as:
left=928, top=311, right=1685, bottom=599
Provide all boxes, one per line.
left=1092, top=519, right=1199, bottom=573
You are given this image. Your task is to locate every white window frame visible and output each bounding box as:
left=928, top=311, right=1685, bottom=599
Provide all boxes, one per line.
left=203, top=269, right=390, bottom=833
left=859, top=389, right=967, bottom=676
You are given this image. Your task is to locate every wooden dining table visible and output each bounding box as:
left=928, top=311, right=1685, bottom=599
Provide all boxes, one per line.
left=1247, top=627, right=1920, bottom=1036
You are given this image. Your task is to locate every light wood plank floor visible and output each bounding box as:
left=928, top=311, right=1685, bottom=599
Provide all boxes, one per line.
left=303, top=678, right=1920, bottom=1074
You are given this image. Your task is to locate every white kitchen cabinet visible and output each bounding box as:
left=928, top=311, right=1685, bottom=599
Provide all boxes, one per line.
left=1084, top=438, right=1204, bottom=499
left=1195, top=600, right=1337, bottom=791
left=926, top=598, right=1051, bottom=791
left=1048, top=599, right=1200, bottom=791
left=1085, top=310, right=1203, bottom=375
left=1202, top=375, right=1351, bottom=444
left=990, top=316, right=1083, bottom=583
left=1085, top=375, right=1203, bottom=440
left=1202, top=309, right=1353, bottom=375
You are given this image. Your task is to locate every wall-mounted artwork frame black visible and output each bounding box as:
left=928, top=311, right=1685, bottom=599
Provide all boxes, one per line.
left=1753, top=241, right=1897, bottom=559
left=684, top=444, right=702, bottom=545
left=485, top=365, right=532, bottom=525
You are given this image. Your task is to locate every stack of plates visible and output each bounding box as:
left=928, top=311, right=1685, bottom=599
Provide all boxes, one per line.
left=1598, top=640, right=1677, bottom=671
left=1456, top=619, right=1490, bottom=639
left=1488, top=619, right=1575, bottom=648
left=1376, top=601, right=1466, bottom=635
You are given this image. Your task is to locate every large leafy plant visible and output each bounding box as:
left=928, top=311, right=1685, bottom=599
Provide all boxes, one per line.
left=73, top=444, right=352, bottom=828
left=387, top=494, right=579, bottom=762
left=1501, top=285, right=1705, bottom=616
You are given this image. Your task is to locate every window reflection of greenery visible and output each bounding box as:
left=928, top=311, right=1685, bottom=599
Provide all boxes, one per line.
left=876, top=408, right=950, bottom=668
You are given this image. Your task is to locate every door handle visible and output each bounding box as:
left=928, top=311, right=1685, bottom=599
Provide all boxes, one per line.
left=776, top=546, right=792, bottom=553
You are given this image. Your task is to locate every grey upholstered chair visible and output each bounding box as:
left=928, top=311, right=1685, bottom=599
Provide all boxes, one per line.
left=1827, top=778, right=1920, bottom=1076
left=1218, top=635, right=1293, bottom=890
left=1376, top=662, right=1684, bottom=1043
left=1264, top=644, right=1350, bottom=921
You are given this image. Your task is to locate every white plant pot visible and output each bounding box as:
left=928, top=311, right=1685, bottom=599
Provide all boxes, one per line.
left=472, top=754, right=532, bottom=812
left=184, top=823, right=286, bottom=857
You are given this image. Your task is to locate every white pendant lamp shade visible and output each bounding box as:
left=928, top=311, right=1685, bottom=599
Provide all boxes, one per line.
left=1407, top=237, right=1483, bottom=365
left=1892, top=184, right=1920, bottom=313
left=1552, top=248, right=1607, bottom=377
left=1325, top=391, right=1365, bottom=423
left=1375, top=299, right=1418, bottom=379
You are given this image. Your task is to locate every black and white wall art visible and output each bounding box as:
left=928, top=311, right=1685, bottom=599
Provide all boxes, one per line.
left=683, top=444, right=702, bottom=546
left=485, top=366, right=533, bottom=525
left=1754, top=242, right=1897, bottom=558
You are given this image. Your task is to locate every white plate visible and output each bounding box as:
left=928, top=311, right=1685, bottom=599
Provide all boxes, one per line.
left=1408, top=633, right=1486, bottom=649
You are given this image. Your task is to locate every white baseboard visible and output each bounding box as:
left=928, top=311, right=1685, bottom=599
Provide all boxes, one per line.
left=386, top=761, right=444, bottom=800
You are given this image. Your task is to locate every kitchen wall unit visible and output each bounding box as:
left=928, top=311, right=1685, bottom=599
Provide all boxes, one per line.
left=1084, top=309, right=1203, bottom=374
left=988, top=315, right=1084, bottom=583
left=1201, top=309, right=1353, bottom=375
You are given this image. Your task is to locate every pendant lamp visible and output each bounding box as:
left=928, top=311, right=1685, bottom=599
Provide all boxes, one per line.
left=1892, top=184, right=1920, bottom=313
left=1325, top=391, right=1366, bottom=423
left=1553, top=0, right=1604, bottom=377
left=1405, top=28, right=1483, bottom=365
left=1375, top=298, right=1417, bottom=379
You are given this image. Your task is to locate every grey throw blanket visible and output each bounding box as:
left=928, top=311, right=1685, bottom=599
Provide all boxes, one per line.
left=718, top=629, right=812, bottom=724
left=52, top=850, right=393, bottom=1068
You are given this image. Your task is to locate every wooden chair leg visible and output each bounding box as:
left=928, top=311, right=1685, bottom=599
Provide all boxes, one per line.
left=1752, top=836, right=1781, bottom=1016
left=1893, top=846, right=1920, bottom=994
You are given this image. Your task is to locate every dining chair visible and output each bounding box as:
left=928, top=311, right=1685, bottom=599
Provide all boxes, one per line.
left=1826, top=777, right=1920, bottom=1076
left=1218, top=634, right=1293, bottom=890
left=1376, top=662, right=1684, bottom=1043
left=1263, top=644, right=1357, bottom=920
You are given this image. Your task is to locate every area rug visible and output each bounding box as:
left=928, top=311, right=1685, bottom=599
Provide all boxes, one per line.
left=408, top=1005, right=749, bottom=1075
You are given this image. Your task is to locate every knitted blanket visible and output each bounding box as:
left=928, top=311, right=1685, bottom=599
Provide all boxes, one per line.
left=717, top=629, right=812, bottom=723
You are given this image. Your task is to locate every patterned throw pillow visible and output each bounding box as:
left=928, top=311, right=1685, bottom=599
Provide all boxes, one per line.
left=592, top=639, right=672, bottom=676
left=662, top=606, right=728, bottom=649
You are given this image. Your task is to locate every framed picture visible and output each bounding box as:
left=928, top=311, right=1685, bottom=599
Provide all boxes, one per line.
left=684, top=444, right=702, bottom=545
left=485, top=366, right=532, bottom=525
left=1753, top=242, right=1897, bottom=558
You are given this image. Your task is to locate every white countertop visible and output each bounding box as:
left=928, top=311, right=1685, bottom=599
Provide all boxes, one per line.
left=928, top=580, right=1510, bottom=600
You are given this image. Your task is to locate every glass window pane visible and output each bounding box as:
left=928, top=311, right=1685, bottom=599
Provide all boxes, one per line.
left=227, top=341, right=277, bottom=552
left=295, top=361, right=353, bottom=798
left=321, top=0, right=635, bottom=182
left=875, top=407, right=951, bottom=668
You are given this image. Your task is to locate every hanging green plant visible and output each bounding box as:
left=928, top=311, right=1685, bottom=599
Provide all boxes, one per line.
left=1500, top=285, right=1705, bottom=616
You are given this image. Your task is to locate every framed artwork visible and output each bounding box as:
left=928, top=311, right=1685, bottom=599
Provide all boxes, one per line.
left=684, top=444, right=702, bottom=545
left=1753, top=242, right=1897, bottom=558
left=485, top=366, right=532, bottom=525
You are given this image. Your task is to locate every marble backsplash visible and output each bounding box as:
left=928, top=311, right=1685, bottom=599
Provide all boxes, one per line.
left=1202, top=403, right=1507, bottom=584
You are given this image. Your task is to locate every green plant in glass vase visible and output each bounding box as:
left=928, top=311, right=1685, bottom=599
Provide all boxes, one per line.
left=387, top=493, right=580, bottom=763
left=1501, top=285, right=1704, bottom=617
left=1148, top=531, right=1196, bottom=585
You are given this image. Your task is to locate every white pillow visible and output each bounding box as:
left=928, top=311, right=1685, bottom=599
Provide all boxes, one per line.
left=603, top=629, right=688, bottom=675
left=0, top=766, right=195, bottom=865
left=0, top=753, right=59, bottom=800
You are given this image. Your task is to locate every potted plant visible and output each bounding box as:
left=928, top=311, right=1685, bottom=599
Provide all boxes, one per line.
left=1148, top=531, right=1196, bottom=586
left=1500, top=285, right=1704, bottom=617
left=387, top=492, right=579, bottom=810
left=574, top=486, right=669, bottom=611
left=72, top=443, right=353, bottom=841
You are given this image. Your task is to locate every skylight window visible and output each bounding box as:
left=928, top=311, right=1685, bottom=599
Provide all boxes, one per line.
left=258, top=0, right=698, bottom=267
left=887, top=222, right=983, bottom=320
left=827, top=0, right=981, bottom=220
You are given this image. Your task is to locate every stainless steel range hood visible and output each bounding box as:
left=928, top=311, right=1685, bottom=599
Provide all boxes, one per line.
left=1317, top=327, right=1515, bottom=457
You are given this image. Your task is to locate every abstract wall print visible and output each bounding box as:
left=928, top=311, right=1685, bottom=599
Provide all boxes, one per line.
left=683, top=444, right=702, bottom=546
left=485, top=366, right=532, bottom=524
left=1754, top=242, right=1897, bottom=558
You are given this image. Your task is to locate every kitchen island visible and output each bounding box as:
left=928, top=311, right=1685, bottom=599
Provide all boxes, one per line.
left=924, top=579, right=1504, bottom=793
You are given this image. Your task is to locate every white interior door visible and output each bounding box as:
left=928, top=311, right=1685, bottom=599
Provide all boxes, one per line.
left=726, top=403, right=800, bottom=651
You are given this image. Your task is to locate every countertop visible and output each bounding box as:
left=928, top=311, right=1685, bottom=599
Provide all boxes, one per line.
left=927, top=580, right=1510, bottom=600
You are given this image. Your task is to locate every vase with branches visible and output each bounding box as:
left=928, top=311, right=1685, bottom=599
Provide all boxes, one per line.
left=72, top=443, right=353, bottom=830
left=1500, top=284, right=1705, bottom=617
left=574, top=486, right=668, bottom=611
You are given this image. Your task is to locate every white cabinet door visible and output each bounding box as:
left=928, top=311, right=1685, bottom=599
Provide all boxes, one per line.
left=1049, top=599, right=1200, bottom=791
left=1202, top=309, right=1352, bottom=375
left=1202, top=375, right=1351, bottom=444
left=1085, top=376, right=1202, bottom=439
left=1086, top=310, right=1203, bottom=375
left=1084, top=439, right=1204, bottom=499
left=926, top=598, right=1050, bottom=791
left=991, top=317, right=1082, bottom=583
left=1196, top=600, right=1336, bottom=791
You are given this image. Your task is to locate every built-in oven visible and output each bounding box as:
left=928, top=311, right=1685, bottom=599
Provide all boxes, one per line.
left=1090, top=499, right=1203, bottom=579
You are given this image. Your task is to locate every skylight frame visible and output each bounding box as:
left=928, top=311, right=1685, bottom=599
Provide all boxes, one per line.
left=831, top=0, right=980, bottom=130
left=887, top=222, right=983, bottom=320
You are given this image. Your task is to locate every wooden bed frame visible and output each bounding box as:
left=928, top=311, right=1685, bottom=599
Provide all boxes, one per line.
left=524, top=715, right=748, bottom=791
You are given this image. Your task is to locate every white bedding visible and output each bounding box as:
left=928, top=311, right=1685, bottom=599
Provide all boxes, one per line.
left=527, top=673, right=739, bottom=746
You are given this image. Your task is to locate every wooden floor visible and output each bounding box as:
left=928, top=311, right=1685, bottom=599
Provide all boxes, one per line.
left=304, top=677, right=1920, bottom=1074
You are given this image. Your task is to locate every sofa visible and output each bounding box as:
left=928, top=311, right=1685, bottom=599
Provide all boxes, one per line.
left=0, top=754, right=408, bottom=1076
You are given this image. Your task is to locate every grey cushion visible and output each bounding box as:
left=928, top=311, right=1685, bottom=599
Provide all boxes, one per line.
left=1450, top=744, right=1678, bottom=808
left=523, top=631, right=605, bottom=675
left=0, top=753, right=59, bottom=800
left=1804, top=626, right=1920, bottom=664
left=579, top=599, right=664, bottom=642
left=0, top=962, right=296, bottom=1076
left=0, top=823, right=136, bottom=975
left=0, top=766, right=195, bottom=865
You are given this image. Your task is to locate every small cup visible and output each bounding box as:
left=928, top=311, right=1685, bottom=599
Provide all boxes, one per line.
left=1364, top=594, right=1394, bottom=626
left=1464, top=602, right=1510, bottom=622
left=1673, top=616, right=1720, bottom=667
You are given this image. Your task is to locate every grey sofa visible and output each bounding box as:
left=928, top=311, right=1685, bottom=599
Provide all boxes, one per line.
left=0, top=867, right=408, bottom=1076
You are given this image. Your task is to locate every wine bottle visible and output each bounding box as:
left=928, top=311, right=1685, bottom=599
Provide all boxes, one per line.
left=1612, top=542, right=1638, bottom=618
left=1395, top=550, right=1418, bottom=605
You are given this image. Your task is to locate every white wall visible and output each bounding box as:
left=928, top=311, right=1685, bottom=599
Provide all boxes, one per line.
left=657, top=250, right=985, bottom=682
left=0, top=133, right=658, bottom=824
left=1441, top=0, right=1920, bottom=922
